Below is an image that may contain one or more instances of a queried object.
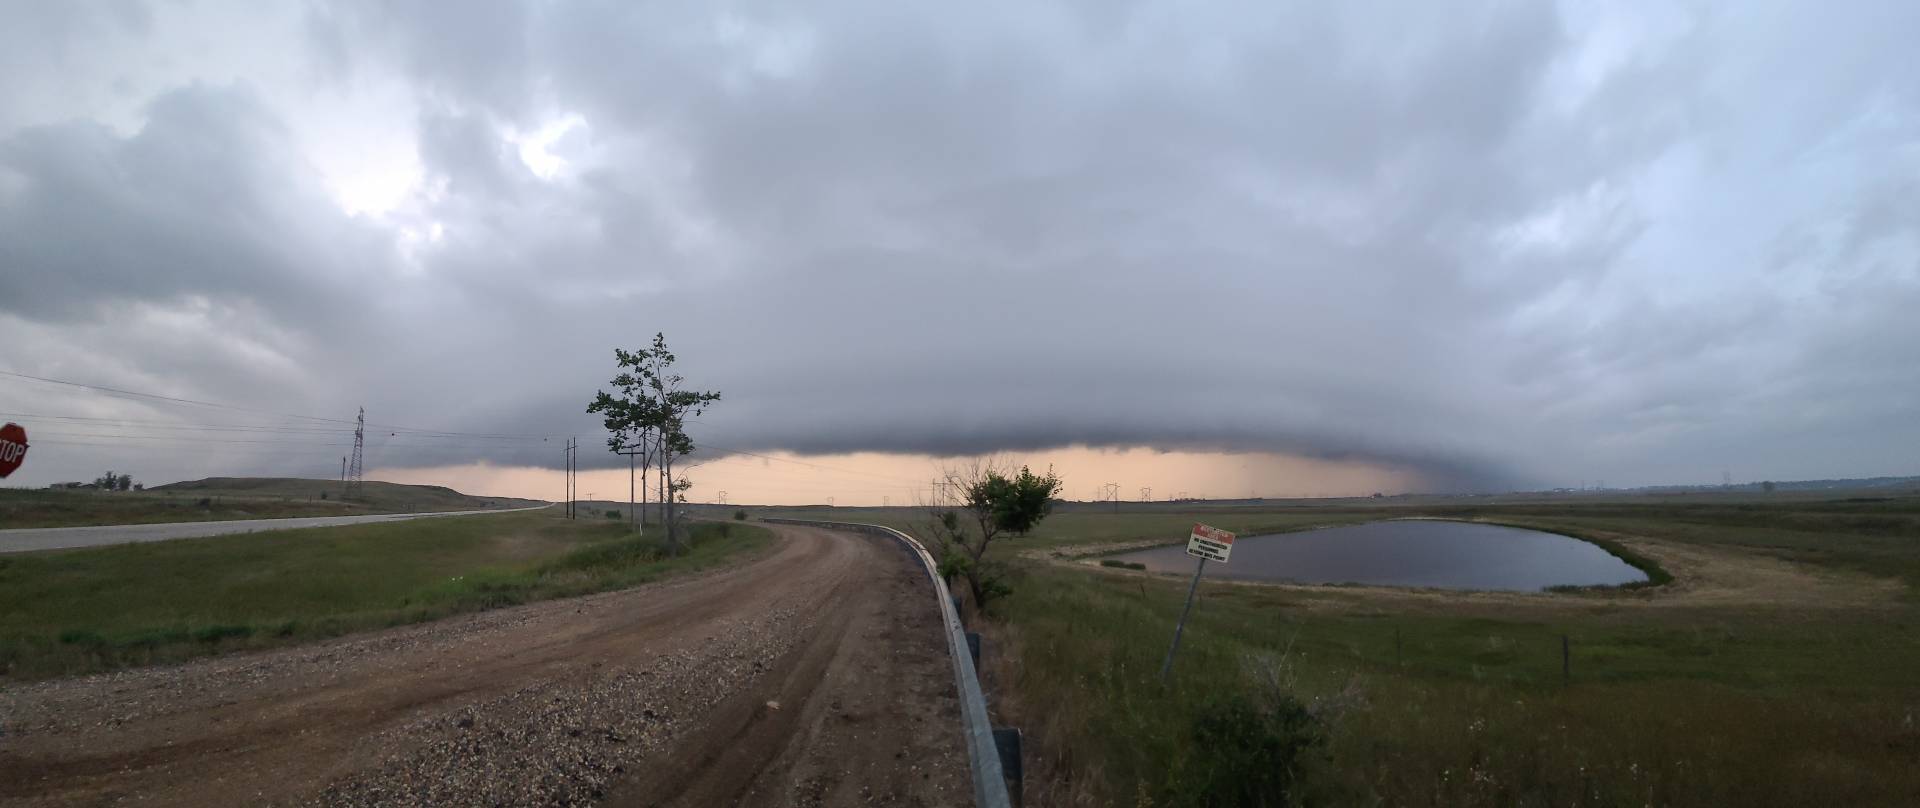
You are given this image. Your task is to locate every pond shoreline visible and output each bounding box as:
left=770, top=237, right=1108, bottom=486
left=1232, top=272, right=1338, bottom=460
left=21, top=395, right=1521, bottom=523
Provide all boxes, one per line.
left=1080, top=517, right=1662, bottom=594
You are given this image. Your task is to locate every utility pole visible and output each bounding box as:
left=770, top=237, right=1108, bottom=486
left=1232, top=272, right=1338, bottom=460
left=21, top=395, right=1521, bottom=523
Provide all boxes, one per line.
left=346, top=408, right=365, bottom=500
left=564, top=437, right=575, bottom=519
left=615, top=442, right=649, bottom=532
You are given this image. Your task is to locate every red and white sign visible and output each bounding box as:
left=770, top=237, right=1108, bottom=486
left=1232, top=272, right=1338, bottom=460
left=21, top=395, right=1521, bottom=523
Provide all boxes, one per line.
left=1186, top=523, right=1235, bottom=563
left=0, top=422, right=27, bottom=479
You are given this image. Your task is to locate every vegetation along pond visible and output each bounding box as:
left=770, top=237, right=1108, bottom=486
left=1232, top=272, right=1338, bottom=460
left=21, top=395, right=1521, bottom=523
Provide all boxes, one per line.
left=1107, top=519, right=1649, bottom=591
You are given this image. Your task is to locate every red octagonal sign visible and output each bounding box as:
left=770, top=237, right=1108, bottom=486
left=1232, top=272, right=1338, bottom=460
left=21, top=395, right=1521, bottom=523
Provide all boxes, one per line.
left=0, top=422, right=27, bottom=479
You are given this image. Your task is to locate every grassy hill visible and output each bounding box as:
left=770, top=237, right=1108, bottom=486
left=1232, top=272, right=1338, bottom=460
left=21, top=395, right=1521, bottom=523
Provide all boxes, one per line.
left=150, top=477, right=540, bottom=511
left=2, top=478, right=546, bottom=530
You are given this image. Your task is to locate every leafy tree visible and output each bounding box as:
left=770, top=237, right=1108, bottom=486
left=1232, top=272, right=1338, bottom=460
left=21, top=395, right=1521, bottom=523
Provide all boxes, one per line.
left=589, top=349, right=662, bottom=532
left=587, top=333, right=720, bottom=552
left=1761, top=480, right=1777, bottom=493
left=993, top=465, right=1063, bottom=536
left=920, top=461, right=1064, bottom=611
left=116, top=474, right=133, bottom=492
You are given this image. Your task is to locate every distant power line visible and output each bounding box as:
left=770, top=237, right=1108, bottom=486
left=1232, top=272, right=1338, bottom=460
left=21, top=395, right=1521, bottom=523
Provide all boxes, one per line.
left=0, top=370, right=550, bottom=441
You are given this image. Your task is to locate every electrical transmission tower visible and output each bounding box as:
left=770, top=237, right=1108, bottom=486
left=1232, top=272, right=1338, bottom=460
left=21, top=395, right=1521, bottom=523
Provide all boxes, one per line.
left=1104, top=482, right=1121, bottom=514
left=1140, top=487, right=1152, bottom=503
left=346, top=407, right=365, bottom=500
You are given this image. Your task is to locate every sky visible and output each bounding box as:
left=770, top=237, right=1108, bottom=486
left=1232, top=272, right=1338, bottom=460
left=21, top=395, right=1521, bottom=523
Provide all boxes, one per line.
left=1, top=0, right=1916, bottom=504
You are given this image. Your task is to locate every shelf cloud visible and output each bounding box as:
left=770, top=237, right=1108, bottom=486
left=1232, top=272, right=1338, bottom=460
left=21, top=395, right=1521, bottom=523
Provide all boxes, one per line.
left=3, top=1, right=1916, bottom=493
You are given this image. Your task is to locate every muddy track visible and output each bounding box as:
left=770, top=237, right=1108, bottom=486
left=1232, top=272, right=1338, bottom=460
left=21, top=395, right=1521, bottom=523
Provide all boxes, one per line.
left=0, top=524, right=969, bottom=807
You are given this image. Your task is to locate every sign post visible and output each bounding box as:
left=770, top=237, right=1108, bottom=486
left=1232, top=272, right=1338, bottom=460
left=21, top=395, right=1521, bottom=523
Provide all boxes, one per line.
left=0, top=423, right=27, bottom=479
left=1160, top=523, right=1234, bottom=682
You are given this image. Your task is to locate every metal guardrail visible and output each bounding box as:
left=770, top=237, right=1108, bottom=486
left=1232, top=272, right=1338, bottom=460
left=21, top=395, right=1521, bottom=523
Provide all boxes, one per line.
left=762, top=518, right=1014, bottom=808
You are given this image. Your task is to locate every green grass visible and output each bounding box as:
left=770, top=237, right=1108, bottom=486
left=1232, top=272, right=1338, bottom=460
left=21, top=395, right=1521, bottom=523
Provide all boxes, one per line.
left=1, top=478, right=542, bottom=529
left=0, top=513, right=770, bottom=679
left=953, top=495, right=1920, bottom=806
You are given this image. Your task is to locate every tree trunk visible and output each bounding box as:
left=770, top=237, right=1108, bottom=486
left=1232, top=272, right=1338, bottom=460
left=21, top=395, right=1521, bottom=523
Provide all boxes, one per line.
left=662, top=453, right=678, bottom=555
left=639, top=457, right=650, bottom=532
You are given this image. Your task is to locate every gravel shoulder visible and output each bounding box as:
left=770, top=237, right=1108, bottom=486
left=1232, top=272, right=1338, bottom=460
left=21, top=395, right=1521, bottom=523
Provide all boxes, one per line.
left=0, top=523, right=968, bottom=807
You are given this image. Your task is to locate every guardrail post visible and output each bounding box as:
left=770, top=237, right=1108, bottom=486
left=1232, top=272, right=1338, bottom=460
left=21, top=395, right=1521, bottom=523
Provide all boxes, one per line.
left=993, top=727, right=1024, bottom=808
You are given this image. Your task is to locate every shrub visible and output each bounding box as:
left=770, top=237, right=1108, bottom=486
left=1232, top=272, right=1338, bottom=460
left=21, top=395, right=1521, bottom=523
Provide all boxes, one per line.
left=605, top=509, right=623, bottom=520
left=57, top=628, right=105, bottom=646
left=191, top=624, right=254, bottom=643
left=1100, top=559, right=1147, bottom=570
left=1165, top=692, right=1323, bottom=807
left=733, top=509, right=748, bottom=521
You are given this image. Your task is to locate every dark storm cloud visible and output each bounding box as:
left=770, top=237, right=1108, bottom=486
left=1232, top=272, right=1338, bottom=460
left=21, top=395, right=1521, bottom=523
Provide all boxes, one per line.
left=0, top=84, right=387, bottom=323
left=2, top=0, right=1917, bottom=491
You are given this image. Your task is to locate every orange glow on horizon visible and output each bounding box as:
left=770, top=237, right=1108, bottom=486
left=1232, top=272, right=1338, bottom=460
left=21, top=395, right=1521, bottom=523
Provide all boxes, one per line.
left=374, top=446, right=1423, bottom=506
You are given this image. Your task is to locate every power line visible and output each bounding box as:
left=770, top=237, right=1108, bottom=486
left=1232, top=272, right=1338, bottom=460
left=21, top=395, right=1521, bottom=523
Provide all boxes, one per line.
left=0, top=370, right=550, bottom=441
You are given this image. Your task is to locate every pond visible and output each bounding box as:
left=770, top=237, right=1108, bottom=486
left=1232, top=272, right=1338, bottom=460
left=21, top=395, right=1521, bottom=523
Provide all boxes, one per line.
left=1105, top=520, right=1648, bottom=591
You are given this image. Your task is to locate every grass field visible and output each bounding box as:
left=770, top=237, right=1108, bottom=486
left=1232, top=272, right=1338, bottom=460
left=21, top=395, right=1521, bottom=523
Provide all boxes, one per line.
left=0, top=477, right=543, bottom=529
left=0, top=511, right=769, bottom=680
left=766, top=494, right=1920, bottom=806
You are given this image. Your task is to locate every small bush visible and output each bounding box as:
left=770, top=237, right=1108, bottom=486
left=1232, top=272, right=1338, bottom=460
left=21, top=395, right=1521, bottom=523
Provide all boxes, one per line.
left=1100, top=559, right=1147, bottom=570
left=734, top=509, right=748, bottom=521
left=191, top=624, right=253, bottom=643
left=57, top=628, right=105, bottom=646
left=605, top=509, right=623, bottom=520
left=1165, top=692, right=1323, bottom=807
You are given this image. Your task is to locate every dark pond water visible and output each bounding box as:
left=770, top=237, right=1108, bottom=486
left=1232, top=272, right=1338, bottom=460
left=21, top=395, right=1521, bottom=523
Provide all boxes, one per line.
left=1107, top=520, right=1647, bottom=591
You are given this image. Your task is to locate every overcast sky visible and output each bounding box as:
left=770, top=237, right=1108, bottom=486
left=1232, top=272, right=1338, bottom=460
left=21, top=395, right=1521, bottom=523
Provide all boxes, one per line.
left=2, top=0, right=1916, bottom=500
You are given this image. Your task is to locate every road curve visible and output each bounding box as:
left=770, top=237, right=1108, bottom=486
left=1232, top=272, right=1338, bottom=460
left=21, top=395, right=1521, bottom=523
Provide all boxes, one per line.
left=0, top=504, right=553, bottom=554
left=0, top=522, right=970, bottom=807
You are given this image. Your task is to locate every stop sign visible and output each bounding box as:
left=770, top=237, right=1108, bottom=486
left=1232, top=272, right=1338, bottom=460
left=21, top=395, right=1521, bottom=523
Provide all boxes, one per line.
left=0, top=422, right=27, bottom=479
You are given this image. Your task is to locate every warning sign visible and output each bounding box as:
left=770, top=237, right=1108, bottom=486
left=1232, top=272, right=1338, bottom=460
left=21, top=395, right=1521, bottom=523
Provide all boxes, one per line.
left=1185, top=523, right=1235, bottom=563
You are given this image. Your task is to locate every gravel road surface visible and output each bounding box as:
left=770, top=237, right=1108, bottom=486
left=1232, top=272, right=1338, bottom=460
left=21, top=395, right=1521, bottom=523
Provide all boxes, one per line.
left=0, top=505, right=552, bottom=554
left=0, top=523, right=969, bottom=806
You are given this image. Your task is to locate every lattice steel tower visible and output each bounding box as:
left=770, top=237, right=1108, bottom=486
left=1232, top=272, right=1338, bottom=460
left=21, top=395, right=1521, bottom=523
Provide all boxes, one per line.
left=347, top=407, right=365, bottom=499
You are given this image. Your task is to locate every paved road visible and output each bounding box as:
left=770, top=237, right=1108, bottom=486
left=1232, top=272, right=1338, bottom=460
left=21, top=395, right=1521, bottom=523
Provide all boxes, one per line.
left=0, top=505, right=552, bottom=554
left=0, top=523, right=968, bottom=807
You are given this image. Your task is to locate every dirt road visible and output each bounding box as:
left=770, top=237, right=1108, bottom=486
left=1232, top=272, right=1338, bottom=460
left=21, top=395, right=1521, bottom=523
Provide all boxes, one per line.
left=0, top=523, right=969, bottom=807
